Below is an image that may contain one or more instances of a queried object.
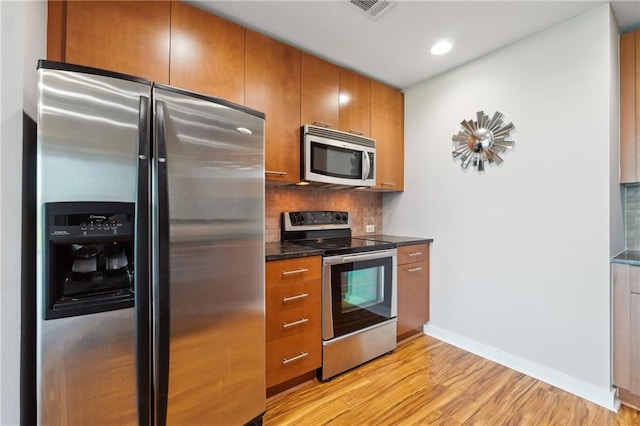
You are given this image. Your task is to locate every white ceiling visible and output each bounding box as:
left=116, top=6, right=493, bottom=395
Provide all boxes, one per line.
left=189, top=1, right=640, bottom=90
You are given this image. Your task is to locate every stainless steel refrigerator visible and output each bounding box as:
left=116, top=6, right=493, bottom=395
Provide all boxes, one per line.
left=35, top=60, right=266, bottom=425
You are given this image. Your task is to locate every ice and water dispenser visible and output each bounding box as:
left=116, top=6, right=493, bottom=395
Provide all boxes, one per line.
left=43, top=201, right=135, bottom=319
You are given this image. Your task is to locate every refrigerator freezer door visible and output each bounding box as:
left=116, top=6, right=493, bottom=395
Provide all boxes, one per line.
left=152, top=86, right=266, bottom=425
left=36, top=62, right=150, bottom=425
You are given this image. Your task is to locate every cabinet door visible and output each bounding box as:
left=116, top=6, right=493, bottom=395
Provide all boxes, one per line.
left=338, top=68, right=371, bottom=137
left=170, top=2, right=245, bottom=104
left=613, top=263, right=640, bottom=397
left=301, top=53, right=340, bottom=129
left=620, top=30, right=639, bottom=183
left=371, top=80, right=404, bottom=191
left=64, top=1, right=170, bottom=83
left=613, top=263, right=632, bottom=389
left=397, top=260, right=429, bottom=339
left=245, top=30, right=301, bottom=183
left=631, top=293, right=640, bottom=394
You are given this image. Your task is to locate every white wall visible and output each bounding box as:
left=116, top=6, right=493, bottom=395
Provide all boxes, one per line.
left=610, top=9, right=624, bottom=257
left=1, top=1, right=46, bottom=424
left=384, top=4, right=620, bottom=409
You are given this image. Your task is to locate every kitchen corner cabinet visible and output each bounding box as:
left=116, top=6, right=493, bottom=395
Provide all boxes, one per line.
left=338, top=68, right=371, bottom=137
left=301, top=53, right=340, bottom=129
left=169, top=1, right=245, bottom=104
left=48, top=1, right=171, bottom=84
left=396, top=243, right=430, bottom=341
left=265, top=257, right=322, bottom=392
left=620, top=28, right=640, bottom=183
left=371, top=81, right=405, bottom=191
left=612, top=263, right=640, bottom=409
left=245, top=30, right=301, bottom=184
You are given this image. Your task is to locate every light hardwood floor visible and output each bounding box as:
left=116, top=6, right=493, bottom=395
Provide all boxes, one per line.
left=264, top=335, right=640, bottom=425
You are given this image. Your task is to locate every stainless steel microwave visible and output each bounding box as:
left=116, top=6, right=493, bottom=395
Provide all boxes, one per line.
left=301, top=125, right=376, bottom=187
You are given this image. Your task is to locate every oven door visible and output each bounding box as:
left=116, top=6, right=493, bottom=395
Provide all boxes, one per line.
left=322, top=249, right=397, bottom=340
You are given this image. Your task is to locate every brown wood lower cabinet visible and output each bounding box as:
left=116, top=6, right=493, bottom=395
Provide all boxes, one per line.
left=266, top=256, right=322, bottom=392
left=612, top=262, right=640, bottom=409
left=396, top=243, right=430, bottom=341
left=266, top=327, right=322, bottom=390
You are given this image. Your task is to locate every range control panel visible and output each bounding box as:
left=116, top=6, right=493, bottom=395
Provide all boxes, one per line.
left=286, top=210, right=349, bottom=227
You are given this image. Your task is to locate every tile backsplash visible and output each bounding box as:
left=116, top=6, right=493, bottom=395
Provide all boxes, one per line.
left=626, top=186, right=640, bottom=250
left=265, top=185, right=383, bottom=243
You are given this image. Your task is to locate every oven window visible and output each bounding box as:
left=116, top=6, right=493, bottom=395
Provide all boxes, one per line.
left=330, top=256, right=394, bottom=338
left=341, top=267, right=383, bottom=313
left=311, top=142, right=362, bottom=179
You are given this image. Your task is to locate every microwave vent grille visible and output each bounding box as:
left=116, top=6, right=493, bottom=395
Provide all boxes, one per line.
left=347, top=0, right=395, bottom=20
left=304, top=125, right=376, bottom=148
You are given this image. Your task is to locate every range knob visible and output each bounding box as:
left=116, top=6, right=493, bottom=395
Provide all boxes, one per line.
left=290, top=212, right=305, bottom=226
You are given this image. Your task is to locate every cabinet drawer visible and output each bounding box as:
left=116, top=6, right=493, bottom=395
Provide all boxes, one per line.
left=266, top=305, right=321, bottom=341
left=397, top=244, right=429, bottom=265
left=266, top=256, right=321, bottom=287
left=267, top=279, right=321, bottom=313
left=266, top=327, right=321, bottom=388
left=631, top=265, right=640, bottom=294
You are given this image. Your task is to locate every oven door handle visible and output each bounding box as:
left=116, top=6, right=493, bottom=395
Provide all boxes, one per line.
left=332, top=249, right=396, bottom=263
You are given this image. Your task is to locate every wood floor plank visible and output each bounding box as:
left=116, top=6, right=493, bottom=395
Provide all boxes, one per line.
left=264, top=335, right=640, bottom=425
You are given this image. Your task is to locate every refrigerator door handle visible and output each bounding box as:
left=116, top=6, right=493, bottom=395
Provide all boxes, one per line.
left=135, top=95, right=152, bottom=426
left=154, top=99, right=170, bottom=426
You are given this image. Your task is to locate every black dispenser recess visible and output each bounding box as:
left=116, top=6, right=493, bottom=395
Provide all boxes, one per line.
left=43, top=202, right=135, bottom=319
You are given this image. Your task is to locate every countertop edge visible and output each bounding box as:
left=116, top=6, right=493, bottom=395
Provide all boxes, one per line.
left=265, top=235, right=433, bottom=261
left=611, top=250, right=640, bottom=266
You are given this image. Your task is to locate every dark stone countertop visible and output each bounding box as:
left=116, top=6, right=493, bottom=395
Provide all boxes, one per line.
left=612, top=250, right=640, bottom=266
left=265, top=242, right=323, bottom=261
left=358, top=234, right=434, bottom=247
left=266, top=235, right=433, bottom=261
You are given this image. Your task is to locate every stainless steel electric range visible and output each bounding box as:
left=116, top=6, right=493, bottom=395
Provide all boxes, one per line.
left=282, top=211, right=397, bottom=380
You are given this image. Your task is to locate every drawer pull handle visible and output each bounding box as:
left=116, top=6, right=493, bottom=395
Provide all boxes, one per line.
left=282, top=293, right=309, bottom=302
left=407, top=252, right=423, bottom=257
left=282, top=352, right=309, bottom=365
left=381, top=182, right=396, bottom=186
left=349, top=129, right=366, bottom=136
left=282, top=318, right=309, bottom=328
left=407, top=267, right=423, bottom=273
left=282, top=268, right=309, bottom=276
left=265, top=170, right=287, bottom=176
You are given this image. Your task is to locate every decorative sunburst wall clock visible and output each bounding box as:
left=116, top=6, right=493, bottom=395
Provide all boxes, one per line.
left=451, top=111, right=515, bottom=171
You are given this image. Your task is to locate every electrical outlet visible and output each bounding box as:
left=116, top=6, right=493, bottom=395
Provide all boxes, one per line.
left=366, top=225, right=375, bottom=233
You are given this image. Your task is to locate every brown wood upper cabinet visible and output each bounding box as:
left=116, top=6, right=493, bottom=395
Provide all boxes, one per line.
left=245, top=30, right=301, bottom=184
left=169, top=1, right=245, bottom=104
left=301, top=53, right=340, bottom=129
left=620, top=28, right=640, bottom=183
left=48, top=1, right=171, bottom=84
left=338, top=68, right=371, bottom=137
left=371, top=80, right=404, bottom=191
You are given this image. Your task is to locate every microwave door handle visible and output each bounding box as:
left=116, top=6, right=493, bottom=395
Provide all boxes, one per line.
left=362, top=151, right=370, bottom=180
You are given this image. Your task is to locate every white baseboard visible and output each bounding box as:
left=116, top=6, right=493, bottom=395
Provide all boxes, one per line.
left=423, top=324, right=618, bottom=412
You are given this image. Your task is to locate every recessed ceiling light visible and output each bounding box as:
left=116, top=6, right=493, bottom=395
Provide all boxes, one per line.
left=431, top=39, right=453, bottom=55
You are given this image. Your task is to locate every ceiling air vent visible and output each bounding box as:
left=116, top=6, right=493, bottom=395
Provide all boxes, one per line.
left=348, top=0, right=395, bottom=20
